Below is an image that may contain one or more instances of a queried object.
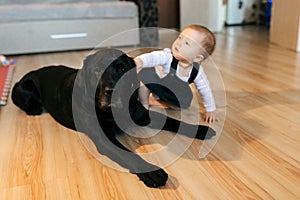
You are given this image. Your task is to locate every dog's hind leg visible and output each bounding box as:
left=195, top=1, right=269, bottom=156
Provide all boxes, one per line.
left=12, top=79, right=44, bottom=115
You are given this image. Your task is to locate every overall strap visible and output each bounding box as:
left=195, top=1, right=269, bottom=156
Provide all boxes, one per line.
left=188, top=63, right=199, bottom=83
left=170, top=56, right=199, bottom=83
left=170, top=56, right=178, bottom=71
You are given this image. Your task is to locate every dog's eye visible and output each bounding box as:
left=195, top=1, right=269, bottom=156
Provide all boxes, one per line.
left=121, top=67, right=126, bottom=73
left=118, top=66, right=127, bottom=74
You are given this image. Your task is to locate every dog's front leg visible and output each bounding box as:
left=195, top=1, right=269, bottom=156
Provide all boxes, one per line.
left=147, top=110, right=216, bottom=140
left=90, top=130, right=168, bottom=188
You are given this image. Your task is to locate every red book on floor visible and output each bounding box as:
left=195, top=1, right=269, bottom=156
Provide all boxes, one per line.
left=0, top=65, right=15, bottom=106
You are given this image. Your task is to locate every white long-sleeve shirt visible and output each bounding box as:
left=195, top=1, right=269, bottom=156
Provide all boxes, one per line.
left=137, top=48, right=216, bottom=112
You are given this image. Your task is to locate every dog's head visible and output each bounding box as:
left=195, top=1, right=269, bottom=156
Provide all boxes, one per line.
left=78, top=48, right=137, bottom=111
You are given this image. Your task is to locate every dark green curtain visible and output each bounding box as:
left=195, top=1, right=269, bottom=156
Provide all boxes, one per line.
left=124, top=0, right=158, bottom=46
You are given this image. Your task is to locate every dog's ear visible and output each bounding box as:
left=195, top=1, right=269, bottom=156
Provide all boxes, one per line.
left=116, top=53, right=136, bottom=70
left=128, top=56, right=136, bottom=69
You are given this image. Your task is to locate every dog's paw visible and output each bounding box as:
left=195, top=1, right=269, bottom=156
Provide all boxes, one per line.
left=135, top=168, right=168, bottom=188
left=196, top=126, right=216, bottom=140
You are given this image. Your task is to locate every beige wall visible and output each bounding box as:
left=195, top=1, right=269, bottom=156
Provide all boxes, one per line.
left=270, top=0, right=300, bottom=52
left=180, top=0, right=223, bottom=32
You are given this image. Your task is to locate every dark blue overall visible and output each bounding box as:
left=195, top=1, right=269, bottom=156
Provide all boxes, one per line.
left=138, top=57, right=199, bottom=108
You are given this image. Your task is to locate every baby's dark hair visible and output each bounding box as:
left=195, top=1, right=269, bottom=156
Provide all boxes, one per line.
left=184, top=24, right=216, bottom=59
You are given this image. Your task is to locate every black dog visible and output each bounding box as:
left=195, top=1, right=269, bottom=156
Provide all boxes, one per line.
left=12, top=49, right=216, bottom=188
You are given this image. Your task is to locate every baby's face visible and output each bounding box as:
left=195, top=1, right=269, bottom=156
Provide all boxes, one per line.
left=172, top=28, right=204, bottom=64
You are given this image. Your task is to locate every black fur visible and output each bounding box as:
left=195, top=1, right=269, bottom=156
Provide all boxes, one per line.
left=12, top=49, right=216, bottom=188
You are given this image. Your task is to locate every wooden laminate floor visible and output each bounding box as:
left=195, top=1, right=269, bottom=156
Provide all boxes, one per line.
left=0, top=26, right=299, bottom=199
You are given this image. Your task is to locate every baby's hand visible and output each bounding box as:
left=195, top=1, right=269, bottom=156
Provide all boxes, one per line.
left=202, top=111, right=218, bottom=124
left=134, top=57, right=143, bottom=72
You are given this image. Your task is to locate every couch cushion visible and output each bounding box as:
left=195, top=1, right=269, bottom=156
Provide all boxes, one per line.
left=0, top=0, right=118, bottom=5
left=0, top=2, right=137, bottom=21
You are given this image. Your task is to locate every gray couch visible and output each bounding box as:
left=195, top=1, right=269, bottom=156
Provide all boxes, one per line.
left=0, top=0, right=139, bottom=54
